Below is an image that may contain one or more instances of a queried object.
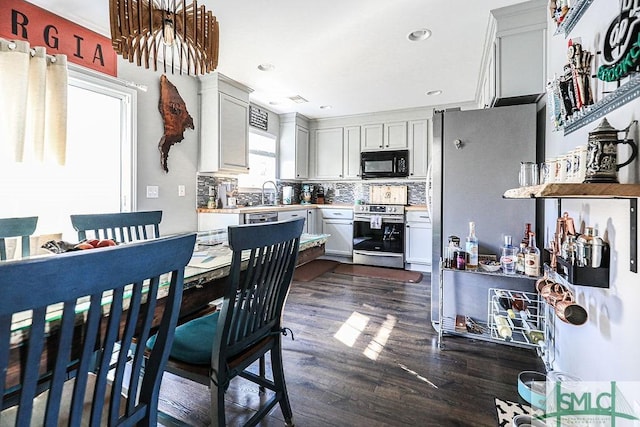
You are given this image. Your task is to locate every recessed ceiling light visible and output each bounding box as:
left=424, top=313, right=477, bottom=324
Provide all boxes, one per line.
left=407, top=28, right=432, bottom=42
left=426, top=90, right=442, bottom=96
left=320, top=105, right=332, bottom=110
left=257, top=63, right=275, bottom=72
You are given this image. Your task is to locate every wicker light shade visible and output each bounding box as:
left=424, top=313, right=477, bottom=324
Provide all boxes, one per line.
left=109, top=0, right=219, bottom=75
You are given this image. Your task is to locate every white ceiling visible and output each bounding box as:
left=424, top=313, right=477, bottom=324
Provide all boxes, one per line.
left=28, top=0, right=527, bottom=119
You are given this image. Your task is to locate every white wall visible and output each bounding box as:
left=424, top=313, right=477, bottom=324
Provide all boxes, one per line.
left=545, top=2, right=640, bottom=381
left=117, top=60, right=200, bottom=236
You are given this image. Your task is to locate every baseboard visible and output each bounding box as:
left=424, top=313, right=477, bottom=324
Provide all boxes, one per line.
left=404, top=263, right=432, bottom=273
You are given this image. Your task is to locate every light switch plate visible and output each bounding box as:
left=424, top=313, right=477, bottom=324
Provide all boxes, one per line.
left=178, top=185, right=185, bottom=197
left=146, top=185, right=159, bottom=198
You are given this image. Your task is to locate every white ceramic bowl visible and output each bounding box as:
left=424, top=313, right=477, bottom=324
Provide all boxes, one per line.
left=480, top=260, right=501, bottom=272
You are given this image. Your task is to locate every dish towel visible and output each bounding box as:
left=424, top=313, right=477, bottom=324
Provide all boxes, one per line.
left=370, top=215, right=382, bottom=230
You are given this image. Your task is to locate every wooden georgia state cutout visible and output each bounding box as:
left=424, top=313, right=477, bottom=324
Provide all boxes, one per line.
left=158, top=74, right=194, bottom=172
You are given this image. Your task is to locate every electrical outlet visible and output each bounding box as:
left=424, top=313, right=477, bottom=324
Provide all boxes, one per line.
left=209, top=186, right=216, bottom=196
left=178, top=185, right=186, bottom=197
left=146, top=185, right=159, bottom=198
left=335, top=189, right=341, bottom=196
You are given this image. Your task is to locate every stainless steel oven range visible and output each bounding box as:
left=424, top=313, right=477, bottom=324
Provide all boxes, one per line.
left=353, top=204, right=405, bottom=269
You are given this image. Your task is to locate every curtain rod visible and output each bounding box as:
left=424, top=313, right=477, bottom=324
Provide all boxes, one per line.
left=4, top=40, right=148, bottom=92
left=5, top=40, right=60, bottom=63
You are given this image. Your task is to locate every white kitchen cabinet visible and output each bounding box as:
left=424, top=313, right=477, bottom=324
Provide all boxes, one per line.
left=405, top=210, right=432, bottom=272
left=197, top=213, right=243, bottom=231
left=408, top=119, right=429, bottom=178
left=362, top=124, right=383, bottom=150
left=362, top=122, right=408, bottom=151
left=199, top=73, right=251, bottom=173
left=343, top=126, right=361, bottom=179
left=306, top=208, right=318, bottom=234
left=314, top=128, right=344, bottom=179
left=479, top=0, right=547, bottom=107
left=320, top=208, right=353, bottom=257
left=278, top=209, right=308, bottom=232
left=385, top=121, right=408, bottom=149
left=279, top=113, right=309, bottom=180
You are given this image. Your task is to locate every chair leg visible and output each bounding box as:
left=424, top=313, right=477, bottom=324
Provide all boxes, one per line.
left=271, top=339, right=294, bottom=426
left=210, top=375, right=226, bottom=427
left=259, top=355, right=266, bottom=394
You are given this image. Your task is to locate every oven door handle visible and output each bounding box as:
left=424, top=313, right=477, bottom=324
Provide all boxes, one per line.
left=352, top=250, right=404, bottom=258
left=354, top=215, right=404, bottom=223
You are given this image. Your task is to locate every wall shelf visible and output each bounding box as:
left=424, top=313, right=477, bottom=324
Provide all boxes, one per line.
left=503, top=183, right=640, bottom=199
left=562, top=75, right=640, bottom=135
left=553, top=0, right=594, bottom=37
left=504, top=183, right=638, bottom=273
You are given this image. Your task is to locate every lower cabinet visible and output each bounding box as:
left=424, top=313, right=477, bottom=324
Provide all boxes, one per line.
left=405, top=210, right=432, bottom=272
left=278, top=209, right=309, bottom=233
left=197, top=213, right=243, bottom=231
left=320, top=208, right=353, bottom=256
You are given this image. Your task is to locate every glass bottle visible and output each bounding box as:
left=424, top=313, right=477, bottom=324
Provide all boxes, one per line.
left=515, top=242, right=527, bottom=274
left=500, top=235, right=517, bottom=274
left=521, top=223, right=532, bottom=247
left=466, top=221, right=479, bottom=270
left=524, top=232, right=540, bottom=277
left=493, top=314, right=512, bottom=341
left=207, top=196, right=216, bottom=209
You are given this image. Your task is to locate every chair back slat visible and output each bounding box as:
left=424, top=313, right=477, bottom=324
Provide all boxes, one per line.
left=0, top=233, right=195, bottom=425
left=220, top=219, right=304, bottom=357
left=0, top=217, right=38, bottom=260
left=70, top=211, right=162, bottom=243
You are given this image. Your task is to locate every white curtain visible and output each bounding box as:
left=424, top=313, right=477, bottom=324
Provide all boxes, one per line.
left=0, top=38, right=68, bottom=164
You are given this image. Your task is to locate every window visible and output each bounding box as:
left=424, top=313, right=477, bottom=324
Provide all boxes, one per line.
left=237, top=130, right=277, bottom=190
left=0, top=68, right=135, bottom=242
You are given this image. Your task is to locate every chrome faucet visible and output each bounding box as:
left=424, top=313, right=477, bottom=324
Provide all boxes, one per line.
left=261, top=180, right=278, bottom=205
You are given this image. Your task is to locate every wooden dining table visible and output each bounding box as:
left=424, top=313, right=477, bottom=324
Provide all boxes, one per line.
left=4, top=231, right=328, bottom=393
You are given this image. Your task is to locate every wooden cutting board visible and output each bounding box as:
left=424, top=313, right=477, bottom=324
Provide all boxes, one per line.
left=369, top=185, right=407, bottom=205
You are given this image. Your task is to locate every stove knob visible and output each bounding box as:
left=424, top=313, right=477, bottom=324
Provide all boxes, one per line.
left=390, top=207, right=396, bottom=212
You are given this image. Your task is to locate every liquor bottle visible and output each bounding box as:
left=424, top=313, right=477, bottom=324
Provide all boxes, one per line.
left=524, top=232, right=540, bottom=277
left=466, top=221, right=479, bottom=270
left=521, top=223, right=532, bottom=247
left=500, top=235, right=517, bottom=274
left=515, top=242, right=527, bottom=274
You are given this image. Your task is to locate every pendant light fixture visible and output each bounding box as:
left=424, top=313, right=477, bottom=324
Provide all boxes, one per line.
left=109, top=0, right=219, bottom=75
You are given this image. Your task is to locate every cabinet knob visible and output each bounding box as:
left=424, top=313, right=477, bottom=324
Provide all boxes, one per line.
left=379, top=145, right=383, bottom=148
left=406, top=224, right=410, bottom=228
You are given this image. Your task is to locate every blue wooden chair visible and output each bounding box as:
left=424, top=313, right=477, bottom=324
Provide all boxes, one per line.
left=70, top=211, right=162, bottom=243
left=147, top=218, right=305, bottom=427
left=0, top=233, right=196, bottom=426
left=0, top=216, right=38, bottom=260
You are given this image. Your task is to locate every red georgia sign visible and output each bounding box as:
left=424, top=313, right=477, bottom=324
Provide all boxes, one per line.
left=0, top=0, right=117, bottom=76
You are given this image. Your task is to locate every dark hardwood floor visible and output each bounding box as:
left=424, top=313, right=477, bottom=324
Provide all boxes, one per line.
left=158, top=268, right=544, bottom=426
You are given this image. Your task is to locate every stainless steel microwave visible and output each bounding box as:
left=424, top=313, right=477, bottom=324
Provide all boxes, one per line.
left=360, top=149, right=409, bottom=179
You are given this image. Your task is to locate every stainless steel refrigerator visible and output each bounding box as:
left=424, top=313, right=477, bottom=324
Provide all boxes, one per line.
left=430, top=104, right=541, bottom=335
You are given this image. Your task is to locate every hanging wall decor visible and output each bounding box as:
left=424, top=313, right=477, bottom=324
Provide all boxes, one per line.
left=158, top=74, right=193, bottom=172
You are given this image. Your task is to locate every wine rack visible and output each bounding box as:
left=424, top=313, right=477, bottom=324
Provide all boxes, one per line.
left=487, top=288, right=545, bottom=349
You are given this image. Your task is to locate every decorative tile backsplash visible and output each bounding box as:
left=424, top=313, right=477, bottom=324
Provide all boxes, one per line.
left=197, top=175, right=427, bottom=207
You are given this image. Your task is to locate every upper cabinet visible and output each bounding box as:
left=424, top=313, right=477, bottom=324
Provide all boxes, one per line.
left=314, top=128, right=345, bottom=179
left=408, top=119, right=429, bottom=178
left=343, top=126, right=362, bottom=179
left=279, top=113, right=310, bottom=180
left=362, top=122, right=408, bottom=151
left=478, top=0, right=547, bottom=108
left=199, top=73, right=251, bottom=173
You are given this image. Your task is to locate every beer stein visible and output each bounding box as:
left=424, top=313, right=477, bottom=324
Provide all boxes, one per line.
left=583, top=118, right=638, bottom=183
